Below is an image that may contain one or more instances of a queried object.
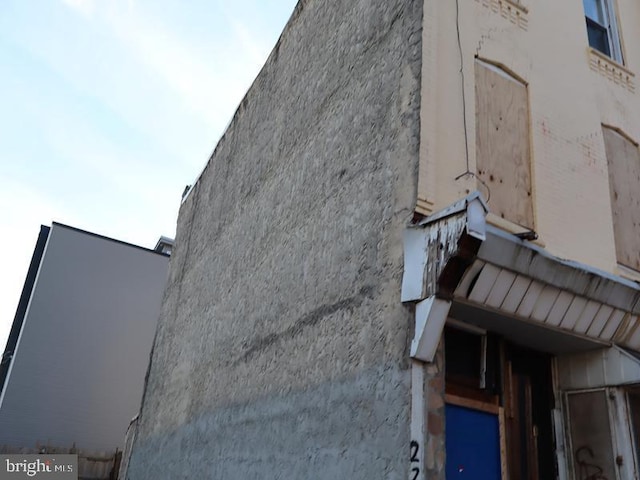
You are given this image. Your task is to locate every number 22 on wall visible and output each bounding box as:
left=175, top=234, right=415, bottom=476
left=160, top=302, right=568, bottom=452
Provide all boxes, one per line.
left=410, top=440, right=420, bottom=480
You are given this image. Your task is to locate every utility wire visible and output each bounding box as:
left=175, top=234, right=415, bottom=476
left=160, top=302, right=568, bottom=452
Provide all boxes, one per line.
left=455, top=0, right=470, bottom=174
left=453, top=0, right=491, bottom=202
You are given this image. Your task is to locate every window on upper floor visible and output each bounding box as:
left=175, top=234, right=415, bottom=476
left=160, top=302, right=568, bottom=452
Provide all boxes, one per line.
left=475, top=60, right=534, bottom=230
left=583, top=0, right=624, bottom=63
left=602, top=126, right=640, bottom=271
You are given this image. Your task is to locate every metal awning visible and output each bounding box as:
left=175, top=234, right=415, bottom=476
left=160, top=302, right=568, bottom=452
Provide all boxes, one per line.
left=557, top=346, right=640, bottom=390
left=402, top=192, right=640, bottom=362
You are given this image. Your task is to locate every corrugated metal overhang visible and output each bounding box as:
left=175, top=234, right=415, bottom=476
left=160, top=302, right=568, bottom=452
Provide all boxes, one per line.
left=557, top=346, right=640, bottom=390
left=402, top=192, right=640, bottom=362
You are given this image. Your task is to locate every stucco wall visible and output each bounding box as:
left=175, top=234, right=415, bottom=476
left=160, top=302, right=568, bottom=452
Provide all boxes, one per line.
left=127, top=0, right=423, bottom=478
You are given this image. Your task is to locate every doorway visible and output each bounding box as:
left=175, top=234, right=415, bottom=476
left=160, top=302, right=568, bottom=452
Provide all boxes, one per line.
left=504, top=344, right=555, bottom=480
left=444, top=326, right=556, bottom=479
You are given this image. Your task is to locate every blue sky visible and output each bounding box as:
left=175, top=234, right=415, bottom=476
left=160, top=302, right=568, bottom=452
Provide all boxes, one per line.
left=0, top=0, right=298, bottom=348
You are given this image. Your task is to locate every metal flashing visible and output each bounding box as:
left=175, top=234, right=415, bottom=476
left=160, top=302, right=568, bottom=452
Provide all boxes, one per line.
left=402, top=191, right=488, bottom=303
left=415, top=191, right=489, bottom=241
left=411, top=296, right=451, bottom=362
left=557, top=346, right=640, bottom=389
left=52, top=223, right=171, bottom=257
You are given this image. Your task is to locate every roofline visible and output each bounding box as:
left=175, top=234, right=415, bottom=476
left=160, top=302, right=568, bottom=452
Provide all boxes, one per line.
left=51, top=222, right=171, bottom=258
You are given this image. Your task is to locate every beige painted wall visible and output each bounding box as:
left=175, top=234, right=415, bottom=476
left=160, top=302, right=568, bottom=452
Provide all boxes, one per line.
left=419, top=0, right=640, bottom=276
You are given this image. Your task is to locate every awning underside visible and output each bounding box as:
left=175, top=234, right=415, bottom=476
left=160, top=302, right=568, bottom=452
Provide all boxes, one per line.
left=449, top=301, right=607, bottom=355
left=453, top=259, right=640, bottom=352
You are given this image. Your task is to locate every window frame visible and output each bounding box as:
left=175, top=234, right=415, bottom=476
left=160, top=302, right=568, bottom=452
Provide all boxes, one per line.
left=584, top=0, right=624, bottom=64
left=565, top=388, right=618, bottom=480
left=626, top=389, right=640, bottom=477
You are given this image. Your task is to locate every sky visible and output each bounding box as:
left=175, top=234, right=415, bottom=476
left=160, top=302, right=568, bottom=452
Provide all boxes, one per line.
left=0, top=0, right=299, bottom=349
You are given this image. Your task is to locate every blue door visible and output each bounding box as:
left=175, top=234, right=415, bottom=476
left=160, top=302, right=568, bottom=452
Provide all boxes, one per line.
left=445, top=403, right=501, bottom=479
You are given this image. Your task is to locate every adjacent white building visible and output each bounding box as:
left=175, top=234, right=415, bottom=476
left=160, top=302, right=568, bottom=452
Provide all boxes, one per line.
left=0, top=223, right=170, bottom=452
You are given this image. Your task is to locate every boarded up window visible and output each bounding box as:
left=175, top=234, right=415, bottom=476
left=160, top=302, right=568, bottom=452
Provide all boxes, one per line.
left=602, top=126, right=640, bottom=270
left=567, top=390, right=616, bottom=480
left=475, top=61, right=533, bottom=229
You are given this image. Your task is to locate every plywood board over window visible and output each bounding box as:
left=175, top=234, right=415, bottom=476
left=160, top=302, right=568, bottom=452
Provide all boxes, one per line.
left=603, top=126, right=640, bottom=270
left=475, top=60, right=534, bottom=229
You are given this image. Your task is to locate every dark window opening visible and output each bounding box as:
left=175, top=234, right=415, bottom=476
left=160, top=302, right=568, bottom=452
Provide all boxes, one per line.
left=583, top=0, right=623, bottom=63
left=445, top=327, right=482, bottom=387
left=586, top=17, right=611, bottom=57
left=627, top=389, right=640, bottom=469
left=444, top=326, right=500, bottom=398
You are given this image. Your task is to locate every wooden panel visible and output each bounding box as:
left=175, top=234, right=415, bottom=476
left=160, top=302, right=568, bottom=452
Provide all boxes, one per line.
left=573, top=300, right=601, bottom=334
left=499, top=408, right=509, bottom=480
left=516, top=280, right=544, bottom=318
left=603, top=127, right=640, bottom=270
left=501, top=275, right=532, bottom=313
left=559, top=296, right=587, bottom=330
left=586, top=305, right=614, bottom=337
left=545, top=291, right=574, bottom=327
left=445, top=393, right=500, bottom=414
left=624, top=316, right=640, bottom=349
left=530, top=285, right=560, bottom=322
left=475, top=61, right=533, bottom=229
left=468, top=264, right=502, bottom=304
left=613, top=313, right=638, bottom=343
left=454, top=260, right=485, bottom=298
left=486, top=269, right=517, bottom=308
left=600, top=309, right=626, bottom=340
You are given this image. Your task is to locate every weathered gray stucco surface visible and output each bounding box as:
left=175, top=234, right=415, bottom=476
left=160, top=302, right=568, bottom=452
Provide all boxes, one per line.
left=127, top=0, right=423, bottom=477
